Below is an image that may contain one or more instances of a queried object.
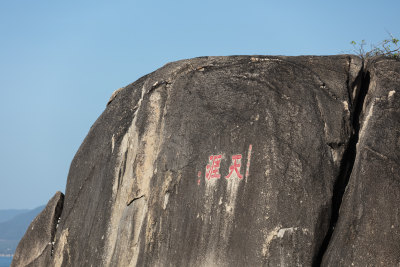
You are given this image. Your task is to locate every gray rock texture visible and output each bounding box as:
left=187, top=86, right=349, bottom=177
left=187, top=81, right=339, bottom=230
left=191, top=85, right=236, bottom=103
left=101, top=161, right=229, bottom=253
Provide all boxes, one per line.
left=11, top=191, right=63, bottom=267
left=12, top=55, right=400, bottom=266
left=322, top=57, right=400, bottom=266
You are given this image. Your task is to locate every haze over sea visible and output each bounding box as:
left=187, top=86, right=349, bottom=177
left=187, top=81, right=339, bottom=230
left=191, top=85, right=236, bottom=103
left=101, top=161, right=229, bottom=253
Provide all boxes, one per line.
left=0, top=256, right=12, bottom=267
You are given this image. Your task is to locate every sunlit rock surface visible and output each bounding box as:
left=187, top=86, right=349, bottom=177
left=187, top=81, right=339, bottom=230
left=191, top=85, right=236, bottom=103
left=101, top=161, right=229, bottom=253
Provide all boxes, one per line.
left=12, top=56, right=399, bottom=266
left=11, top=192, right=63, bottom=267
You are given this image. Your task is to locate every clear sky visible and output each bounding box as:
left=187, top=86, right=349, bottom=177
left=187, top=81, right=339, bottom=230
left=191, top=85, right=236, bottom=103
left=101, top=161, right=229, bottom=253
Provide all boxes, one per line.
left=1, top=0, right=399, bottom=209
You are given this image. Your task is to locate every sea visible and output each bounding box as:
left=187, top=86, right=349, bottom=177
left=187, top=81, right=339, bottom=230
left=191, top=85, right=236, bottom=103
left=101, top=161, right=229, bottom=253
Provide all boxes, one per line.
left=0, top=257, right=12, bottom=267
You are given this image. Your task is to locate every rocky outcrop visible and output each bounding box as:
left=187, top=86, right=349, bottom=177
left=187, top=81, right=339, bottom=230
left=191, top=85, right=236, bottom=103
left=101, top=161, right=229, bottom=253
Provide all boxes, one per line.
left=11, top=192, right=63, bottom=267
left=322, top=57, right=400, bottom=266
left=12, top=55, right=399, bottom=266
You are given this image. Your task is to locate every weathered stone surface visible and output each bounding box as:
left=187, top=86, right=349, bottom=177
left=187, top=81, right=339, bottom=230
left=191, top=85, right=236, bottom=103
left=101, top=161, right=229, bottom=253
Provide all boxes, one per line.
left=11, top=191, right=63, bottom=267
left=13, top=55, right=382, bottom=266
left=322, top=57, right=400, bottom=266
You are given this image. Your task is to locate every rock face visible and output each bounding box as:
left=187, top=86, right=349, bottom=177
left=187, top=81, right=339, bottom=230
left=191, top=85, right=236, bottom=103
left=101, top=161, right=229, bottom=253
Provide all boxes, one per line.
left=12, top=56, right=400, bottom=266
left=322, top=57, right=400, bottom=266
left=11, top=191, right=63, bottom=267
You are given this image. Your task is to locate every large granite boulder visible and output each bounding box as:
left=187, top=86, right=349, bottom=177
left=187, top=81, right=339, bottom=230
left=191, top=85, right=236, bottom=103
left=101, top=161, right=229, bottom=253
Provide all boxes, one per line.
left=13, top=55, right=399, bottom=266
left=11, top=192, right=63, bottom=267
left=322, top=57, right=400, bottom=266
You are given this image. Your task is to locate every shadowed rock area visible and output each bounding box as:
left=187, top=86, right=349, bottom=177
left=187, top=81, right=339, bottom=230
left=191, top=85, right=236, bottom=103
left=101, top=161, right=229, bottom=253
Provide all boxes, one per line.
left=322, top=57, right=400, bottom=266
left=11, top=55, right=399, bottom=266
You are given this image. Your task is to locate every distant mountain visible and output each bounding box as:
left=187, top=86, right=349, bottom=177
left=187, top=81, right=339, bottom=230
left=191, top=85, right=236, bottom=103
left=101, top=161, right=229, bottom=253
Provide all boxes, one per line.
left=0, top=210, right=29, bottom=224
left=0, top=206, right=44, bottom=255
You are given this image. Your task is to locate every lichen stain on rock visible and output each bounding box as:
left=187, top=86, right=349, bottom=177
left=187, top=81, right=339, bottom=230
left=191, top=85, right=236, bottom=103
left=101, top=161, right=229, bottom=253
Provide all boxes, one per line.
left=342, top=100, right=349, bottom=112
left=17, top=55, right=400, bottom=266
left=388, top=90, right=396, bottom=101
left=262, top=226, right=281, bottom=258
left=262, top=226, right=307, bottom=261
left=220, top=176, right=240, bottom=248
left=53, top=228, right=70, bottom=267
left=126, top=198, right=148, bottom=267
left=359, top=102, right=374, bottom=142
left=133, top=89, right=165, bottom=200
left=111, top=134, right=115, bottom=153
left=105, top=84, right=166, bottom=265
left=105, top=93, right=142, bottom=265
left=199, top=178, right=220, bottom=264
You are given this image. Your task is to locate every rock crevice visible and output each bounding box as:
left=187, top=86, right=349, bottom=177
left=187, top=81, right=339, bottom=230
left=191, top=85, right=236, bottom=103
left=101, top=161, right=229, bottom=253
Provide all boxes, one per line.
left=321, top=56, right=400, bottom=266
left=12, top=55, right=400, bottom=267
left=11, top=191, right=64, bottom=267
left=314, top=61, right=370, bottom=266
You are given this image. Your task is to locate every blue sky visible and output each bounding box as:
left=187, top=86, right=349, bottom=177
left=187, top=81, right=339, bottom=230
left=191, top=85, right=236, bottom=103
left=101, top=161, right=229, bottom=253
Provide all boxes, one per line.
left=1, top=0, right=399, bottom=209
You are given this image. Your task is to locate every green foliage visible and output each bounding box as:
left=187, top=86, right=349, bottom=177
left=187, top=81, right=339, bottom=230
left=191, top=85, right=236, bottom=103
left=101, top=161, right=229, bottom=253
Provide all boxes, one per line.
left=350, top=33, right=400, bottom=59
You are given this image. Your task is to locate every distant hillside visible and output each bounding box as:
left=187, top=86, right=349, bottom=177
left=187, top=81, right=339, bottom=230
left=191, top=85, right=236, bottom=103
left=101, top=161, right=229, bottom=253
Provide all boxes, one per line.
left=0, top=206, right=44, bottom=255
left=0, top=210, right=29, bottom=223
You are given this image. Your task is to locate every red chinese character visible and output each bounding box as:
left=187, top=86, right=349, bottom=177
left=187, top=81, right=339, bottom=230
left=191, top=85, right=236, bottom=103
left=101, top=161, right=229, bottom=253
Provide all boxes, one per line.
left=226, top=154, right=243, bottom=179
left=206, top=155, right=222, bottom=180
left=197, top=171, right=201, bottom=185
